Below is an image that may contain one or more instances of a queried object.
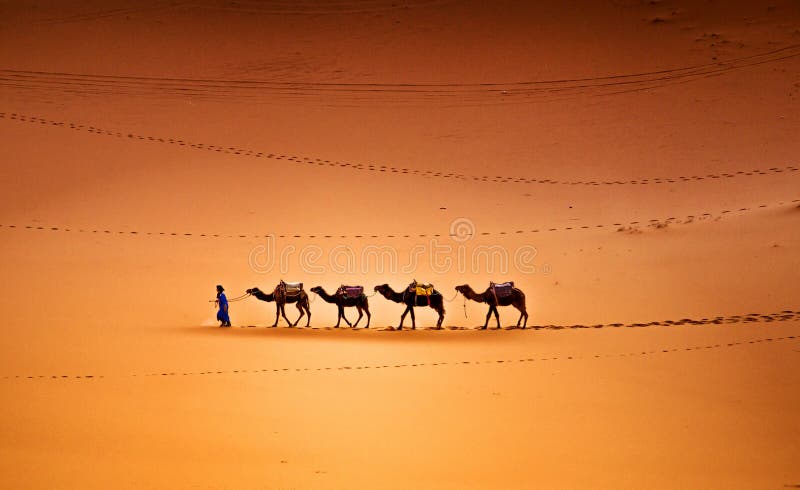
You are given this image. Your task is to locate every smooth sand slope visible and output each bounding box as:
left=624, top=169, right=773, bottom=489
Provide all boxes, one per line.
left=0, top=0, right=798, bottom=488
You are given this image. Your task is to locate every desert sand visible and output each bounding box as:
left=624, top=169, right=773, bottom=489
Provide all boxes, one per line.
left=0, top=0, right=798, bottom=488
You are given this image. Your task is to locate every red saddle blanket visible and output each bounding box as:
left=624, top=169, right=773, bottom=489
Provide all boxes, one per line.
left=490, top=281, right=514, bottom=297
left=338, top=285, right=364, bottom=298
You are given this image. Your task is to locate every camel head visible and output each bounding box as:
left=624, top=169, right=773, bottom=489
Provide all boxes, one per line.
left=310, top=286, right=322, bottom=295
left=455, top=284, right=470, bottom=295
left=246, top=287, right=262, bottom=295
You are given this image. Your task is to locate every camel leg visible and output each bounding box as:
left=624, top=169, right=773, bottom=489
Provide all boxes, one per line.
left=483, top=307, right=492, bottom=329
left=436, top=305, right=445, bottom=329
left=294, top=300, right=311, bottom=327
left=397, top=306, right=414, bottom=330
left=493, top=305, right=501, bottom=329
left=364, top=304, right=371, bottom=328
left=280, top=304, right=292, bottom=327
left=513, top=302, right=527, bottom=328
left=339, top=305, right=351, bottom=328
left=293, top=302, right=305, bottom=327
left=272, top=305, right=280, bottom=327
left=353, top=306, right=363, bottom=328
left=409, top=306, right=416, bottom=330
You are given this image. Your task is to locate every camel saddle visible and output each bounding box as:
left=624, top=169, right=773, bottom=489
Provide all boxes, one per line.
left=409, top=281, right=434, bottom=296
left=337, top=285, right=364, bottom=298
left=490, top=281, right=514, bottom=298
left=279, top=280, right=304, bottom=296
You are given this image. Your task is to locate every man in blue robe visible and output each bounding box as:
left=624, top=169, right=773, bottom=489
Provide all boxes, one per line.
left=216, top=284, right=231, bottom=327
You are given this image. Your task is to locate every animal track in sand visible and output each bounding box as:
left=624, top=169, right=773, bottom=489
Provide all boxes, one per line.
left=186, top=0, right=460, bottom=16
left=1, top=44, right=799, bottom=106
left=2, top=310, right=797, bottom=381
left=2, top=112, right=798, bottom=240
left=2, top=111, right=797, bottom=188
left=0, top=199, right=796, bottom=240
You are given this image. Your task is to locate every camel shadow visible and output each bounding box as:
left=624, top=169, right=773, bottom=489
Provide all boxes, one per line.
left=176, top=324, right=525, bottom=343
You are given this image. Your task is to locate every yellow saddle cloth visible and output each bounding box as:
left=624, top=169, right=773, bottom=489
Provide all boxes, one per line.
left=412, top=284, right=434, bottom=296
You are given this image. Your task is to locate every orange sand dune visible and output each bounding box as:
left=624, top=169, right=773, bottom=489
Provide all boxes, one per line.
left=0, top=0, right=798, bottom=488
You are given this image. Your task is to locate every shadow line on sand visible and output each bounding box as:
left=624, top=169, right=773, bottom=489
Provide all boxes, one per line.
left=197, top=309, right=799, bottom=339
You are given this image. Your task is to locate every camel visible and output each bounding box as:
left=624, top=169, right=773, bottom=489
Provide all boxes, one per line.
left=246, top=284, right=311, bottom=327
left=455, top=283, right=528, bottom=329
left=373, top=282, right=445, bottom=330
left=310, top=286, right=371, bottom=328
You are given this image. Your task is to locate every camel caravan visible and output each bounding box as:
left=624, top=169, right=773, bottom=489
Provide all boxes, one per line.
left=226, top=280, right=528, bottom=330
